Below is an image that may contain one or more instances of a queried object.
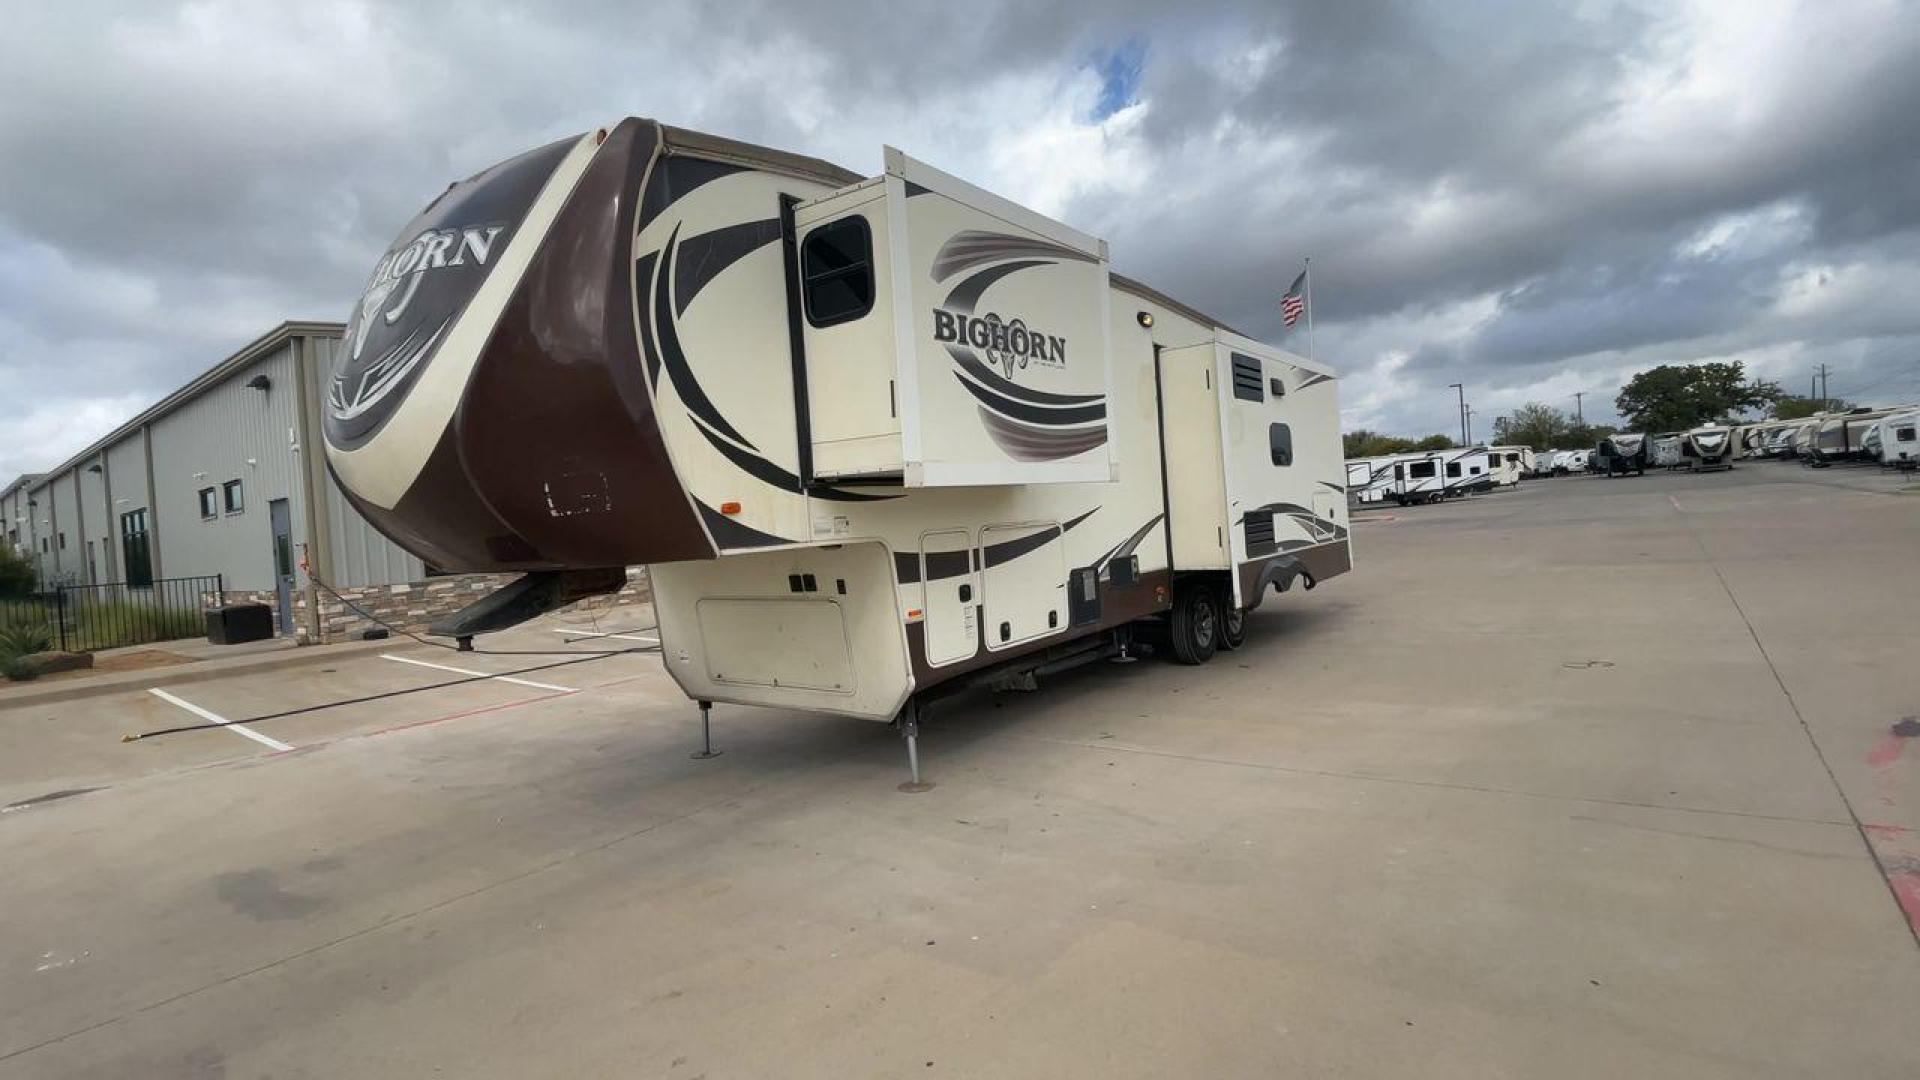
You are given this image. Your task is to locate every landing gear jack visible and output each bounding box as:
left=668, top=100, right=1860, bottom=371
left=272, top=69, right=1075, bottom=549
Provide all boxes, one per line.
left=691, top=699, right=722, bottom=760
left=896, top=699, right=934, bottom=794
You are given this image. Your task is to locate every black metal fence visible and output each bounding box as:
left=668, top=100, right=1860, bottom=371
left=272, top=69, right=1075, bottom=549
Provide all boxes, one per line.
left=0, top=575, right=222, bottom=653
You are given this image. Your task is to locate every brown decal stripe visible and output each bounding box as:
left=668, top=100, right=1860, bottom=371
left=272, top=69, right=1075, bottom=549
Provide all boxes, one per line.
left=892, top=507, right=1098, bottom=584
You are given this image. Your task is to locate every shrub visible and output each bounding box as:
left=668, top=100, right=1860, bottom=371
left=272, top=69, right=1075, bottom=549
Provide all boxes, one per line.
left=0, top=655, right=34, bottom=681
left=0, top=618, right=53, bottom=659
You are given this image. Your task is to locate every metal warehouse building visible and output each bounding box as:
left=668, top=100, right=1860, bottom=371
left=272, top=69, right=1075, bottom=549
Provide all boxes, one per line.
left=2, top=323, right=642, bottom=644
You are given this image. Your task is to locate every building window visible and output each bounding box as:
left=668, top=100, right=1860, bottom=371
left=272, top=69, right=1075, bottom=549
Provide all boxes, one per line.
left=801, top=216, right=874, bottom=327
left=198, top=487, right=218, bottom=519
left=58, top=531, right=66, bottom=549
left=223, top=479, right=245, bottom=515
left=1268, top=422, right=1293, bottom=466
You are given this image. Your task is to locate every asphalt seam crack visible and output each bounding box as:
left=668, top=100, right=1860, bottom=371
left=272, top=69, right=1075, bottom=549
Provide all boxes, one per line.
left=1674, top=495, right=1920, bottom=949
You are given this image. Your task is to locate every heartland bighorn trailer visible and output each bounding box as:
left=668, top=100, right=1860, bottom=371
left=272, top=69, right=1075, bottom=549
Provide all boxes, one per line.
left=1597, top=433, right=1649, bottom=476
left=322, top=119, right=1353, bottom=782
left=1344, top=452, right=1445, bottom=505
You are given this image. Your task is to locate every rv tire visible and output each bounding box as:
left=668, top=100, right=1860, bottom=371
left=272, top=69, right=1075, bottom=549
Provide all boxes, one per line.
left=1217, top=591, right=1246, bottom=651
left=1168, top=586, right=1219, bottom=665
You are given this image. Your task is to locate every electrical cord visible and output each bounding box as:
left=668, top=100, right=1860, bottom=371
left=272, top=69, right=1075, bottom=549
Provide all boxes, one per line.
left=123, top=572, right=667, bottom=744
left=123, top=649, right=647, bottom=743
left=304, top=568, right=652, bottom=656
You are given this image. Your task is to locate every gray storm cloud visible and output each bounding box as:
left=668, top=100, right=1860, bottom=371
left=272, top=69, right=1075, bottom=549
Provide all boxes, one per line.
left=4, top=0, right=1919, bottom=477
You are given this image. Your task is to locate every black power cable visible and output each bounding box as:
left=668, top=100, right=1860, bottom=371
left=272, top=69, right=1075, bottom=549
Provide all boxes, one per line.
left=304, top=568, right=653, bottom=656
left=124, top=648, right=651, bottom=744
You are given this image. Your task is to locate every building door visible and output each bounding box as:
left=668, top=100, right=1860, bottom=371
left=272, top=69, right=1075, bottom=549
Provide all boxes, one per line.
left=269, top=499, right=294, bottom=634
left=119, top=509, right=152, bottom=588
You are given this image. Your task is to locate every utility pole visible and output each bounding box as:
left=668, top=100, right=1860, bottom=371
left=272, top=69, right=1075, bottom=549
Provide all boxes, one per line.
left=1448, top=383, right=1466, bottom=445
left=1817, top=363, right=1829, bottom=409
left=1573, top=391, right=1585, bottom=426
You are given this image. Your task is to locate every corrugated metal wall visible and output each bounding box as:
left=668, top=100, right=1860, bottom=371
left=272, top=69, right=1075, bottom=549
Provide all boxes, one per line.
left=147, top=344, right=305, bottom=591
left=48, top=474, right=81, bottom=585
left=76, top=459, right=111, bottom=582
left=104, top=435, right=151, bottom=577
left=19, top=326, right=430, bottom=605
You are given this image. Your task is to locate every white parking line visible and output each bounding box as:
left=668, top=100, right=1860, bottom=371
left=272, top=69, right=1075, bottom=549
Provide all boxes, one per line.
left=548, top=628, right=659, bottom=644
left=380, top=653, right=578, bottom=693
left=147, top=688, right=293, bottom=753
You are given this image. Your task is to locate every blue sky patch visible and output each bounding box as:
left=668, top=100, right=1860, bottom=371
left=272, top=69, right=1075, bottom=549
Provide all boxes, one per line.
left=1091, top=39, right=1146, bottom=120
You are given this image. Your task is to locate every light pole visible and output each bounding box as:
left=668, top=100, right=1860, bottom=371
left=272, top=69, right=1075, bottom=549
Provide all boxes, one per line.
left=1448, top=383, right=1466, bottom=446
left=1466, top=407, right=1476, bottom=446
left=1572, top=391, right=1586, bottom=426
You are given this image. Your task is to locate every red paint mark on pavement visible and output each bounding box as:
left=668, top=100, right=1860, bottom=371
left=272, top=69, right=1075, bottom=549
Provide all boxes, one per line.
left=1868, top=733, right=1907, bottom=767
left=1864, top=823, right=1913, bottom=840
left=1668, top=494, right=1684, bottom=512
left=1889, top=872, right=1920, bottom=936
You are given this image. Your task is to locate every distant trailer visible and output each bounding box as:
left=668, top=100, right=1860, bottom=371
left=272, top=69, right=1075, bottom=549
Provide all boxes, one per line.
left=1878, top=410, right=1919, bottom=467
left=1343, top=451, right=1455, bottom=505
left=1597, top=432, right=1649, bottom=476
left=1438, top=448, right=1494, bottom=496
left=1485, top=446, right=1531, bottom=486
left=1681, top=426, right=1734, bottom=471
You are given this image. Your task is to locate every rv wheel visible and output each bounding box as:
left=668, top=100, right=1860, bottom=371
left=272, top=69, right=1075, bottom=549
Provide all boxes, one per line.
left=1217, top=598, right=1246, bottom=651
left=1168, top=587, right=1219, bottom=665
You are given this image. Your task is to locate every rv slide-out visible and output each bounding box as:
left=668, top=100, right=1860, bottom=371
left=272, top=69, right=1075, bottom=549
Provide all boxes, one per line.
left=322, top=118, right=1353, bottom=738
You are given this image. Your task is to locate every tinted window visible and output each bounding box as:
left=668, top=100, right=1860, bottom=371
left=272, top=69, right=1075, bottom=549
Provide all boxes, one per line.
left=1409, top=461, right=1436, bottom=479
left=1899, top=426, right=1917, bottom=440
left=1269, top=422, right=1293, bottom=466
left=1446, top=462, right=1461, bottom=477
left=801, top=216, right=874, bottom=327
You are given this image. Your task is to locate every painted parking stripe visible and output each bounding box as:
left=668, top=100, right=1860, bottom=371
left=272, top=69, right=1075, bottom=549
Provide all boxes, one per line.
left=548, top=628, right=659, bottom=644
left=147, top=688, right=293, bottom=753
left=380, top=653, right=578, bottom=693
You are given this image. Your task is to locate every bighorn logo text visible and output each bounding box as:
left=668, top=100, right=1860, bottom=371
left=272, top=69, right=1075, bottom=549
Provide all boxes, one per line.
left=932, top=309, right=1066, bottom=379
left=348, top=224, right=505, bottom=361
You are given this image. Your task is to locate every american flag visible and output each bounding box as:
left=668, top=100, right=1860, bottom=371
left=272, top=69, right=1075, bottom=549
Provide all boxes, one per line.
left=1281, top=268, right=1307, bottom=327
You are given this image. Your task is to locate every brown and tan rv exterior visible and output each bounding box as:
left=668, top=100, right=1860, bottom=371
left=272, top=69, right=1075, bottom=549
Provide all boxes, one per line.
left=323, top=119, right=1352, bottom=781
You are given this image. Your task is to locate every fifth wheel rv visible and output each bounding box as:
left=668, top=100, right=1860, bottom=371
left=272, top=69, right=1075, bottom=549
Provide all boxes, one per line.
left=323, top=119, right=1353, bottom=783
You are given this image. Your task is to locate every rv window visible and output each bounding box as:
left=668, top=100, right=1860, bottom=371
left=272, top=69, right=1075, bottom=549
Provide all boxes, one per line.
left=1446, top=462, right=1461, bottom=477
left=800, top=216, right=874, bottom=328
left=1268, top=423, right=1293, bottom=466
left=1470, top=465, right=1481, bottom=474
left=1409, top=461, right=1436, bottom=479
left=1899, top=426, right=1916, bottom=441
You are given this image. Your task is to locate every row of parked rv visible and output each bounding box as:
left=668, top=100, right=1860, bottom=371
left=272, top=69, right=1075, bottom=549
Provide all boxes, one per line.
left=1734, top=405, right=1920, bottom=466
left=1345, top=403, right=1920, bottom=506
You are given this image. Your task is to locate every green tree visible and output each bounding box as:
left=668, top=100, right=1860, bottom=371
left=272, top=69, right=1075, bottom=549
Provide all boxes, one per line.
left=1614, top=362, right=1781, bottom=432
left=1491, top=402, right=1568, bottom=449
left=1341, top=430, right=1457, bottom=458
left=1772, top=394, right=1849, bottom=420
left=0, top=544, right=37, bottom=599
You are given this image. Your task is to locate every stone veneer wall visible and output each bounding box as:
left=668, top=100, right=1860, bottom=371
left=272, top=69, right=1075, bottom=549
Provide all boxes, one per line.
left=204, top=568, right=652, bottom=645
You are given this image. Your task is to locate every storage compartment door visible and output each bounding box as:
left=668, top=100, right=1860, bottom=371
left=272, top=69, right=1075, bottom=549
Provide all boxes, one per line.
left=697, top=598, right=854, bottom=693
left=919, top=529, right=977, bottom=666
left=980, top=522, right=1066, bottom=650
left=1158, top=344, right=1228, bottom=570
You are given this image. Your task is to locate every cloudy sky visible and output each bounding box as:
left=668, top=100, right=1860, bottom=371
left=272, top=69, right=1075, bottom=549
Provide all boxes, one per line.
left=4, top=0, right=1919, bottom=478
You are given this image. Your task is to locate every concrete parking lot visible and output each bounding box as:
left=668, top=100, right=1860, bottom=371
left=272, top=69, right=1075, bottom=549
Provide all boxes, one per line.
left=2, top=461, right=1918, bottom=1078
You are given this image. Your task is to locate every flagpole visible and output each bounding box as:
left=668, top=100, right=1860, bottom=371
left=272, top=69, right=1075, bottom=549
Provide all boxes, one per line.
left=1304, top=257, right=1314, bottom=364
